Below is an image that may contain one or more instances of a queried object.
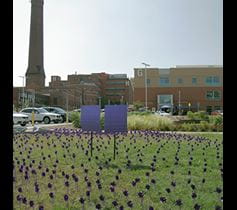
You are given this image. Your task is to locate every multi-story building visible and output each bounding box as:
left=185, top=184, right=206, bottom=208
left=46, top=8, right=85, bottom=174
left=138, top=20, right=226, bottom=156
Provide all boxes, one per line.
left=47, top=72, right=133, bottom=110
left=133, top=65, right=223, bottom=113
left=105, top=74, right=131, bottom=105
left=49, top=75, right=99, bottom=110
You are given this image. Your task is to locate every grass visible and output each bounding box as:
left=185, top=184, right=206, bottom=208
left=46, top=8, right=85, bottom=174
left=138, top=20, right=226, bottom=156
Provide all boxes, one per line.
left=128, top=115, right=174, bottom=131
left=13, top=131, right=223, bottom=210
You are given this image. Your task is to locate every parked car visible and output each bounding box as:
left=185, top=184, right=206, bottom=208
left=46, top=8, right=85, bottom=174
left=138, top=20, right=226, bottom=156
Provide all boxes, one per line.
left=41, top=107, right=66, bottom=122
left=13, top=112, right=29, bottom=126
left=155, top=110, right=171, bottom=116
left=20, top=107, right=61, bottom=124
left=211, top=110, right=223, bottom=116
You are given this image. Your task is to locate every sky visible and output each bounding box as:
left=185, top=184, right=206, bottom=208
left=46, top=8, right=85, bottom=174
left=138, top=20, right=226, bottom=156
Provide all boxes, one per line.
left=13, top=0, right=223, bottom=87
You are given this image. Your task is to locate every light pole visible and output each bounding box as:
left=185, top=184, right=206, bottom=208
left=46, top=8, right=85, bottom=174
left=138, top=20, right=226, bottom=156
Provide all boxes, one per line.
left=32, top=89, right=35, bottom=107
left=141, top=62, right=150, bottom=111
left=121, top=96, right=124, bottom=104
left=19, top=76, right=25, bottom=109
left=66, top=94, right=69, bottom=124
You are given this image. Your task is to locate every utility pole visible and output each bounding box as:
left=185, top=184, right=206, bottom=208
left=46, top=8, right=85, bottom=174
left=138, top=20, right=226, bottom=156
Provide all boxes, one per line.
left=33, top=90, right=35, bottom=107
left=141, top=62, right=150, bottom=111
left=19, top=76, right=25, bottom=109
left=66, top=94, right=69, bottom=124
left=197, top=102, right=200, bottom=112
left=98, top=97, right=101, bottom=109
left=121, top=96, right=124, bottom=104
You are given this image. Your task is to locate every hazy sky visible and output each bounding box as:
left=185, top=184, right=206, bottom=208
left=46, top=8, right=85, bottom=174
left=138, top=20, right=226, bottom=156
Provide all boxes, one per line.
left=13, top=0, right=223, bottom=87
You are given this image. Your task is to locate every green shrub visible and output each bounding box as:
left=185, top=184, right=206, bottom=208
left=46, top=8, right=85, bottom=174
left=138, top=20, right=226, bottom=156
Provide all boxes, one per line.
left=198, top=111, right=209, bottom=121
left=187, top=111, right=195, bottom=120
left=180, top=123, right=196, bottom=131
left=128, top=115, right=174, bottom=131
left=187, top=111, right=209, bottom=121
left=199, top=121, right=210, bottom=131
left=71, top=112, right=80, bottom=128
left=209, top=115, right=223, bottom=125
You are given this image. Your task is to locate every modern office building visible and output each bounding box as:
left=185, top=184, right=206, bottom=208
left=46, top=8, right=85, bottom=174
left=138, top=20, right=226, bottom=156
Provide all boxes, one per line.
left=133, top=65, right=223, bottom=113
left=105, top=74, right=132, bottom=105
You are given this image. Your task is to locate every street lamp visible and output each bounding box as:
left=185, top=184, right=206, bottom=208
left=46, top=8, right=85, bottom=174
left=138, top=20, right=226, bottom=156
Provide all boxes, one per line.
left=98, top=96, right=101, bottom=109
left=141, top=62, right=150, bottom=111
left=19, top=76, right=25, bottom=108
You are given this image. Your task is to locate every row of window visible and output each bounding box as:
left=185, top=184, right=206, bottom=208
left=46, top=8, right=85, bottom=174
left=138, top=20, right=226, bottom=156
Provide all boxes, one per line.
left=106, top=88, right=126, bottom=91
left=206, top=91, right=221, bottom=100
left=145, top=76, right=221, bottom=86
left=107, top=81, right=126, bottom=85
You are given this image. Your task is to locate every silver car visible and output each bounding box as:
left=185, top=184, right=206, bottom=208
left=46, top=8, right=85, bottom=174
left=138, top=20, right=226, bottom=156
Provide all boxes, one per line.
left=20, top=107, right=62, bottom=124
left=13, top=112, right=29, bottom=126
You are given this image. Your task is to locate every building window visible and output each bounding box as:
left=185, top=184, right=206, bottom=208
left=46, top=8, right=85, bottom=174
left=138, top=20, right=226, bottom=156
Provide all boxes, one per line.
left=205, top=76, right=220, bottom=86
left=159, top=77, right=170, bottom=86
left=192, top=77, right=197, bottom=84
left=213, top=91, right=221, bottom=99
left=137, top=70, right=143, bottom=77
left=147, top=79, right=151, bottom=86
left=214, top=106, right=221, bottom=110
left=177, top=78, right=183, bottom=84
left=206, top=91, right=213, bottom=99
left=213, top=76, right=220, bottom=83
left=206, top=91, right=221, bottom=100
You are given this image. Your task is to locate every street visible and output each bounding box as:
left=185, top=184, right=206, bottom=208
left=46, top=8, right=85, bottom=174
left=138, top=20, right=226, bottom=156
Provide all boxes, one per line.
left=13, top=122, right=73, bottom=132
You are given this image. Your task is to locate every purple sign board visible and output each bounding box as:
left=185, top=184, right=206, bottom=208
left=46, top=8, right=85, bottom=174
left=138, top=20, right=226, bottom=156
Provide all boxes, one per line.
left=104, top=105, right=128, bottom=133
left=80, top=105, right=101, bottom=132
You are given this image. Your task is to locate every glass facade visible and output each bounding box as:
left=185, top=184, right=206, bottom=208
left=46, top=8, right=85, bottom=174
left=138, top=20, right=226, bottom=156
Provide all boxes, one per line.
left=177, top=78, right=183, bottom=84
left=158, top=95, right=173, bottom=105
left=205, top=76, right=220, bottom=86
left=147, top=79, right=151, bottom=86
left=192, top=77, right=197, bottom=84
left=206, top=91, right=221, bottom=100
left=159, top=77, right=170, bottom=86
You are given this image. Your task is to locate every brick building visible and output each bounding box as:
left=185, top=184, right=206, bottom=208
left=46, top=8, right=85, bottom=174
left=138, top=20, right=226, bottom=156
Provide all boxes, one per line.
left=48, top=75, right=99, bottom=110
left=48, top=72, right=133, bottom=109
left=13, top=87, right=50, bottom=111
left=133, top=65, right=223, bottom=113
left=105, top=74, right=132, bottom=104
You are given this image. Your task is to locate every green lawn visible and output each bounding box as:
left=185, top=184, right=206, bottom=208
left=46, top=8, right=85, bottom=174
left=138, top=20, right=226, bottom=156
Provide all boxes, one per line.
left=13, top=131, right=223, bottom=210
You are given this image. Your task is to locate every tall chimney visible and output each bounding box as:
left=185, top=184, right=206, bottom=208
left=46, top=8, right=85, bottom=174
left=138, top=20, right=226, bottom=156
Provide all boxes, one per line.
left=25, top=0, right=45, bottom=90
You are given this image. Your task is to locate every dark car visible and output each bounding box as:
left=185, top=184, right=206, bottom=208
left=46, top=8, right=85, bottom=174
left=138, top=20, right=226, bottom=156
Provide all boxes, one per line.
left=41, top=107, right=67, bottom=122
